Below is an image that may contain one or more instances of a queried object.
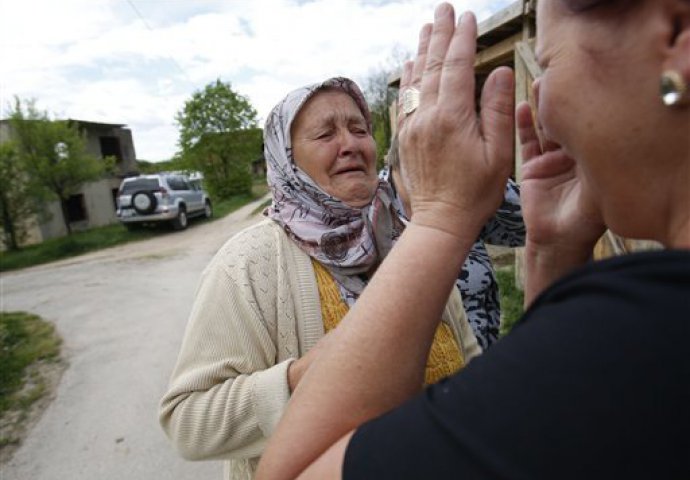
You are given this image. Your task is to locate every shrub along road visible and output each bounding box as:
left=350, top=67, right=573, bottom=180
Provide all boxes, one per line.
left=0, top=196, right=268, bottom=480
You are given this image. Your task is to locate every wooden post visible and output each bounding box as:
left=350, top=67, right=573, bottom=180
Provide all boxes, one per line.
left=513, top=0, right=538, bottom=291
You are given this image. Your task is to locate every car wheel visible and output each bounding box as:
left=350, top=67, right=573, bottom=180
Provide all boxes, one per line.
left=204, top=200, right=213, bottom=219
left=172, top=206, right=188, bottom=230
left=132, top=191, right=157, bottom=214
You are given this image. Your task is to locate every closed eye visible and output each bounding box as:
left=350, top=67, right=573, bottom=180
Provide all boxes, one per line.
left=316, top=130, right=334, bottom=140
left=349, top=123, right=368, bottom=136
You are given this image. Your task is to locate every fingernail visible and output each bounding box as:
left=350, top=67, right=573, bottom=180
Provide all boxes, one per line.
left=435, top=3, right=449, bottom=19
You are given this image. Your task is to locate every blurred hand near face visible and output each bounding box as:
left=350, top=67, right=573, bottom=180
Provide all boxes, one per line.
left=397, top=4, right=515, bottom=241
left=517, top=96, right=606, bottom=305
left=517, top=97, right=605, bottom=255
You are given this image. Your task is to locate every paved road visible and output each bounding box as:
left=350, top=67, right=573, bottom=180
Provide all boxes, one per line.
left=0, top=197, right=268, bottom=480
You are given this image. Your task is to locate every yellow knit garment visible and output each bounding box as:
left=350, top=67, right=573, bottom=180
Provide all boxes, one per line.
left=311, top=259, right=464, bottom=385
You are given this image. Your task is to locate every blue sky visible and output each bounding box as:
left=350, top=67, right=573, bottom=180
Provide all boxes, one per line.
left=0, top=0, right=514, bottom=161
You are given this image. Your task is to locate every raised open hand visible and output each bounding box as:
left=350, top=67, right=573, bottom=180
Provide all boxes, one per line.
left=517, top=100, right=605, bottom=253
left=396, top=4, right=515, bottom=241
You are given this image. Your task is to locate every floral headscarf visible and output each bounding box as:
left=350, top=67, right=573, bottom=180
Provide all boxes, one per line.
left=264, top=77, right=403, bottom=305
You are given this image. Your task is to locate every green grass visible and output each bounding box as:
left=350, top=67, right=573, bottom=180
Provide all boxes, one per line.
left=212, top=194, right=260, bottom=218
left=0, top=223, right=158, bottom=272
left=0, top=312, right=61, bottom=418
left=497, top=265, right=525, bottom=337
left=0, top=184, right=271, bottom=272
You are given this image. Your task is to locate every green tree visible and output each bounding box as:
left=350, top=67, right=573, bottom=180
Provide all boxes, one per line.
left=190, top=129, right=262, bottom=199
left=176, top=79, right=258, bottom=153
left=8, top=98, right=108, bottom=235
left=361, top=47, right=411, bottom=168
left=176, top=79, right=260, bottom=199
left=0, top=141, right=37, bottom=250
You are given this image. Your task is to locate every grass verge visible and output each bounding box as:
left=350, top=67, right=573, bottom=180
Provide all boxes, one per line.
left=0, top=224, right=158, bottom=272
left=497, top=265, right=525, bottom=336
left=0, top=183, right=271, bottom=273
left=0, top=312, right=63, bottom=456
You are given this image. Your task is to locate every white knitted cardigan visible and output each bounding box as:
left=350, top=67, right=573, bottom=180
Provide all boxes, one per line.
left=159, top=218, right=479, bottom=479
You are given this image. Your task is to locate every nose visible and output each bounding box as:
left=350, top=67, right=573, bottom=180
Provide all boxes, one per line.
left=337, top=129, right=359, bottom=157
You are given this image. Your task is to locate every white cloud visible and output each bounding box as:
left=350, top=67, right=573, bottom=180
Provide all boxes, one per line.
left=0, top=0, right=512, bottom=161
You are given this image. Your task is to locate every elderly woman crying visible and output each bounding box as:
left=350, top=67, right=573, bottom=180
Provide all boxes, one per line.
left=158, top=77, right=480, bottom=480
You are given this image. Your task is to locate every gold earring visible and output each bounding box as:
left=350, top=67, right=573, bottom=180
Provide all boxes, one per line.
left=660, top=70, right=689, bottom=107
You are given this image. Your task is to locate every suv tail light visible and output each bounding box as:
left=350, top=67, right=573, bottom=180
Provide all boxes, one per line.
left=157, top=187, right=169, bottom=198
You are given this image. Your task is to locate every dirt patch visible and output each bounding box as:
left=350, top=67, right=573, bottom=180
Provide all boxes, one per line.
left=487, top=245, right=516, bottom=268
left=0, top=357, right=67, bottom=465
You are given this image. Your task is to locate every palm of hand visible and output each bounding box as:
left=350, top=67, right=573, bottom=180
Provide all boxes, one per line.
left=521, top=149, right=604, bottom=248
left=517, top=102, right=605, bottom=250
left=393, top=11, right=516, bottom=240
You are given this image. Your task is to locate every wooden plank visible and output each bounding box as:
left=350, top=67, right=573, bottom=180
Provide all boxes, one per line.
left=512, top=38, right=536, bottom=291
left=594, top=232, right=663, bottom=260
left=478, top=0, right=523, bottom=38
left=515, top=40, right=542, bottom=80
left=522, top=0, right=537, bottom=39
left=389, top=102, right=398, bottom=136
left=475, top=32, right=522, bottom=69
left=606, top=230, right=628, bottom=256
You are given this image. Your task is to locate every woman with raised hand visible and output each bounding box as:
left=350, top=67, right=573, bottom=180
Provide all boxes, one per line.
left=382, top=136, right=525, bottom=350
left=256, top=1, right=690, bottom=478
left=159, top=76, right=479, bottom=480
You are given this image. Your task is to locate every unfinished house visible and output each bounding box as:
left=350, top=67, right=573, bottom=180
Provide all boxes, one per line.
left=0, top=119, right=139, bottom=245
left=388, top=0, right=658, bottom=280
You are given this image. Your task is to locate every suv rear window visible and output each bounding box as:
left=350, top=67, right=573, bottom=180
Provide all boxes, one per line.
left=120, top=178, right=160, bottom=194
left=167, top=176, right=191, bottom=191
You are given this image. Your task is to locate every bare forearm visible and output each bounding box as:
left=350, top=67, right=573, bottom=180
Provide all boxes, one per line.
left=256, top=223, right=475, bottom=480
left=287, top=333, right=334, bottom=392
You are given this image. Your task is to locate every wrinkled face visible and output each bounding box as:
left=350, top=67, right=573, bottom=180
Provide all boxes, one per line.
left=291, top=90, right=378, bottom=208
left=535, top=1, right=681, bottom=235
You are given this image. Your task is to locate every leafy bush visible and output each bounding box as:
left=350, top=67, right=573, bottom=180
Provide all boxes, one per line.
left=188, top=129, right=262, bottom=199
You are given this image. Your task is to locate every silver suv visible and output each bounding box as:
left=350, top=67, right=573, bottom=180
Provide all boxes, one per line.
left=116, top=173, right=212, bottom=230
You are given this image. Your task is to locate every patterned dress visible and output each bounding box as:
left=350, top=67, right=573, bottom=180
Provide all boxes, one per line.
left=458, top=180, right=524, bottom=349
left=380, top=168, right=525, bottom=350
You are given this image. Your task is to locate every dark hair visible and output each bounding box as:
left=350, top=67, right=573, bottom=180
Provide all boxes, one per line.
left=563, top=0, right=605, bottom=11
left=561, top=0, right=642, bottom=13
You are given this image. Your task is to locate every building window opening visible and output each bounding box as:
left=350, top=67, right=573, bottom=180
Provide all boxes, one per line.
left=100, top=136, right=123, bottom=162
left=63, top=194, right=88, bottom=223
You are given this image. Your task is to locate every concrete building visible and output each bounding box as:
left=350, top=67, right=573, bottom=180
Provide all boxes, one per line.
left=0, top=119, right=139, bottom=245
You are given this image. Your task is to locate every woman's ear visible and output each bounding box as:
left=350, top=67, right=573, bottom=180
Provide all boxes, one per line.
left=658, top=1, right=690, bottom=106
left=663, top=1, right=690, bottom=83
